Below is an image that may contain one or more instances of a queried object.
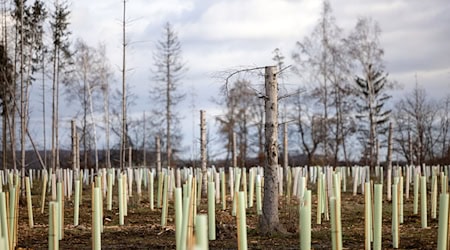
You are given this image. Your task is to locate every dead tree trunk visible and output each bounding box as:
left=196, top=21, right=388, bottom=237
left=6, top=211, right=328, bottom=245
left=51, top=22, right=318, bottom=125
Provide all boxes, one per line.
left=20, top=0, right=26, bottom=191
left=71, top=119, right=76, bottom=172
left=102, top=84, right=111, bottom=168
left=232, top=132, right=237, bottom=167
left=142, top=112, right=146, bottom=167
left=200, top=110, right=207, bottom=197
left=259, top=66, right=285, bottom=234
left=120, top=0, right=127, bottom=172
left=156, top=136, right=161, bottom=177
left=283, top=122, right=288, bottom=169
left=387, top=122, right=393, bottom=168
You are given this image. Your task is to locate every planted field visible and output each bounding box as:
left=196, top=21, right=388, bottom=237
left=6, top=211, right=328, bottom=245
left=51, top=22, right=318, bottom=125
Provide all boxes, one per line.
left=0, top=166, right=446, bottom=249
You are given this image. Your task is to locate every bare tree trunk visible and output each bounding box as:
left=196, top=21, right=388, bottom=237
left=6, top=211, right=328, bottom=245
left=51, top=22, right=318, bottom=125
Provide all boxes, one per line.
left=232, top=132, right=237, bottom=167
left=142, top=112, right=146, bottom=167
left=83, top=81, right=87, bottom=169
left=156, top=136, right=161, bottom=177
left=166, top=64, right=171, bottom=169
left=19, top=0, right=26, bottom=190
left=2, top=110, right=6, bottom=170
left=259, top=66, right=284, bottom=234
left=334, top=83, right=341, bottom=167
left=367, top=72, right=377, bottom=168
left=51, top=45, right=56, bottom=172
left=71, top=120, right=76, bottom=171
left=86, top=75, right=99, bottom=174
left=442, top=97, right=450, bottom=159
left=200, top=110, right=207, bottom=197
left=55, top=51, right=60, bottom=172
left=120, top=0, right=127, bottom=172
left=102, top=84, right=111, bottom=168
left=387, top=122, right=393, bottom=168
left=283, top=122, right=288, bottom=170
left=1, top=0, right=7, bottom=171
left=42, top=51, right=47, bottom=168
left=408, top=119, right=413, bottom=165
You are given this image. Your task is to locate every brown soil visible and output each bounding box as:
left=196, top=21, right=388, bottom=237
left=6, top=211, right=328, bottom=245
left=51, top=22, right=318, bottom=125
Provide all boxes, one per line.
left=15, top=182, right=439, bottom=249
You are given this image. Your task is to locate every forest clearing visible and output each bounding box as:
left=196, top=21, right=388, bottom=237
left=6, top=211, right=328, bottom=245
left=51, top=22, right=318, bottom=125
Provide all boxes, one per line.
left=0, top=165, right=447, bottom=249
left=0, top=0, right=449, bottom=249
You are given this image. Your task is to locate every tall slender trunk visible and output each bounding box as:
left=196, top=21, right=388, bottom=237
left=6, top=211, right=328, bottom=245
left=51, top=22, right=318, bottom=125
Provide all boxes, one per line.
left=2, top=109, right=6, bottom=170
left=1, top=0, right=7, bottom=171
left=156, top=136, right=161, bottom=176
left=51, top=42, right=58, bottom=172
left=103, top=85, right=110, bottom=168
left=12, top=6, right=18, bottom=173
left=55, top=52, right=60, bottom=171
left=19, top=0, right=26, bottom=189
left=86, top=72, right=99, bottom=174
left=142, top=112, right=146, bottom=167
left=283, top=122, right=288, bottom=170
left=42, top=48, right=46, bottom=167
left=7, top=109, right=16, bottom=171
left=120, top=0, right=127, bottom=171
left=232, top=132, right=237, bottom=167
left=321, top=17, right=329, bottom=163
left=387, top=122, right=393, bottom=179
left=200, top=110, right=207, bottom=197
left=71, top=119, right=76, bottom=171
left=166, top=55, right=171, bottom=168
left=83, top=84, right=87, bottom=169
left=367, top=69, right=376, bottom=168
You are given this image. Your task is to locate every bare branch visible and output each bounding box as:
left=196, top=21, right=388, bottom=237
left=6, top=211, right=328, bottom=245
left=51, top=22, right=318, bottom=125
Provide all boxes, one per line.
left=222, top=66, right=266, bottom=95
left=278, top=65, right=292, bottom=75
left=278, top=87, right=305, bottom=100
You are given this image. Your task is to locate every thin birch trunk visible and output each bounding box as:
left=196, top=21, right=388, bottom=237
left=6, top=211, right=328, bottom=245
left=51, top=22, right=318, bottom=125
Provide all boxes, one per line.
left=200, top=110, right=207, bottom=197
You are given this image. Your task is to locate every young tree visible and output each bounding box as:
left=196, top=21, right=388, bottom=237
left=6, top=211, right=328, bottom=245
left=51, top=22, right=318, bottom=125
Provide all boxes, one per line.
left=0, top=43, right=13, bottom=171
left=292, top=1, right=354, bottom=165
left=354, top=64, right=391, bottom=167
left=13, top=0, right=29, bottom=179
left=50, top=0, right=71, bottom=172
left=64, top=39, right=102, bottom=171
left=98, top=44, right=113, bottom=169
left=13, top=0, right=47, bottom=182
left=393, top=83, right=439, bottom=165
left=120, top=0, right=127, bottom=171
left=346, top=17, right=391, bottom=167
left=150, top=22, right=186, bottom=170
left=438, top=94, right=450, bottom=161
left=30, top=0, right=48, bottom=167
left=289, top=91, right=321, bottom=164
left=216, top=79, right=263, bottom=167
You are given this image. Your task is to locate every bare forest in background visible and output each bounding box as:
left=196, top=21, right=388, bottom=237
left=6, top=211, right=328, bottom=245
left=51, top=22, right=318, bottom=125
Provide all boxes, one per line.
left=0, top=0, right=449, bottom=174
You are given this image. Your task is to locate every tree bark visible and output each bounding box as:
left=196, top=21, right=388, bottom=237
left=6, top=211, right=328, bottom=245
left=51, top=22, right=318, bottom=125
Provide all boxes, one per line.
left=259, top=66, right=285, bottom=234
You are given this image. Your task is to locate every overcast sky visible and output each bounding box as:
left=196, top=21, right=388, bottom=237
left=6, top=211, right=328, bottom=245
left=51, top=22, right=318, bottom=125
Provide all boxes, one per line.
left=33, top=0, right=450, bottom=160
